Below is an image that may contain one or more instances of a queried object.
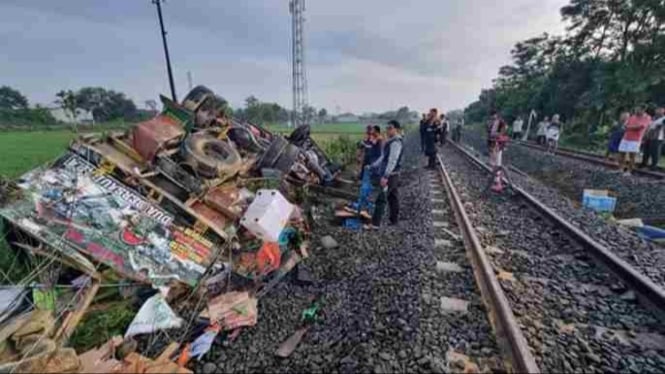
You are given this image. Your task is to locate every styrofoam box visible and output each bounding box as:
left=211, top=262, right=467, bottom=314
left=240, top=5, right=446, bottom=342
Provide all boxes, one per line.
left=582, top=189, right=616, bottom=213
left=241, top=189, right=294, bottom=242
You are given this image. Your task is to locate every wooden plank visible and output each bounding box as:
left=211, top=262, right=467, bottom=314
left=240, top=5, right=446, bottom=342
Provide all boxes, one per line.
left=84, top=143, right=229, bottom=242
left=156, top=342, right=180, bottom=363
left=54, top=279, right=101, bottom=344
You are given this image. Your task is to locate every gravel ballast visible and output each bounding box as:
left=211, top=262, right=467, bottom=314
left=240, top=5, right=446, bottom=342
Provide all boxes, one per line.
left=441, top=144, right=665, bottom=373
left=199, top=135, right=501, bottom=373
left=460, top=131, right=665, bottom=288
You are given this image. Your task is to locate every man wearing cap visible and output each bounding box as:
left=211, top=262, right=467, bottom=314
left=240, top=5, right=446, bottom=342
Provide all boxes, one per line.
left=369, top=120, right=404, bottom=228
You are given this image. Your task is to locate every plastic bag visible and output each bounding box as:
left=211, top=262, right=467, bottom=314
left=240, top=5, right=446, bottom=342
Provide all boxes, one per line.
left=125, top=294, right=183, bottom=338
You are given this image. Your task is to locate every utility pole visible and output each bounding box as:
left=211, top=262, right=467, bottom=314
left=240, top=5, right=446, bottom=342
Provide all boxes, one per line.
left=187, top=71, right=193, bottom=91
left=290, top=0, right=307, bottom=127
left=152, top=0, right=177, bottom=102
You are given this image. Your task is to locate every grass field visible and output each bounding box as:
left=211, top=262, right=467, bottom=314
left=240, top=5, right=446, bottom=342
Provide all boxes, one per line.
left=0, top=131, right=75, bottom=178
left=0, top=127, right=366, bottom=178
left=267, top=122, right=367, bottom=134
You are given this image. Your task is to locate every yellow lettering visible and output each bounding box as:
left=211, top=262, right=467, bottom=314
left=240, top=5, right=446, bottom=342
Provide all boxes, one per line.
left=93, top=158, right=116, bottom=177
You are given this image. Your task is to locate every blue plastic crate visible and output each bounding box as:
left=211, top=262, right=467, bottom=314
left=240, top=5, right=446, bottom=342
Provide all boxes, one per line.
left=582, top=193, right=616, bottom=213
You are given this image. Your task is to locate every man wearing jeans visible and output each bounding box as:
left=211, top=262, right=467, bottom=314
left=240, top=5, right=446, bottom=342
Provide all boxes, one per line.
left=640, top=107, right=664, bottom=170
left=369, top=120, right=404, bottom=228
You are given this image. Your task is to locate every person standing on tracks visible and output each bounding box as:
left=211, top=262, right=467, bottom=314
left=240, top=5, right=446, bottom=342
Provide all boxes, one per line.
left=423, top=109, right=439, bottom=169
left=487, top=112, right=508, bottom=168
left=452, top=121, right=462, bottom=143
left=536, top=116, right=549, bottom=145
left=606, top=112, right=628, bottom=163
left=546, top=114, right=563, bottom=154
left=486, top=111, right=501, bottom=152
left=439, top=113, right=449, bottom=146
left=512, top=116, right=524, bottom=140
left=640, top=106, right=664, bottom=170
left=619, top=105, right=651, bottom=176
left=369, top=120, right=404, bottom=228
left=419, top=113, right=428, bottom=153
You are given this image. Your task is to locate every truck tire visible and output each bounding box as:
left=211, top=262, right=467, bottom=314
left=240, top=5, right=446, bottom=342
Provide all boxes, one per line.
left=183, top=133, right=242, bottom=179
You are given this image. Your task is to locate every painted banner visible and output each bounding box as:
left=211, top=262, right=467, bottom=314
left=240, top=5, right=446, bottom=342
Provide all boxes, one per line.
left=0, top=152, right=215, bottom=286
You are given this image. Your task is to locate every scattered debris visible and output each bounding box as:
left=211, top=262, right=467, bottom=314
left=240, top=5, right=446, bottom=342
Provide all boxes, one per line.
left=496, top=271, right=515, bottom=282
left=320, top=235, right=338, bottom=249
left=635, top=225, right=665, bottom=244
left=582, top=189, right=617, bottom=213
left=241, top=189, right=294, bottom=242
left=435, top=262, right=463, bottom=273
left=275, top=296, right=323, bottom=358
left=190, top=324, right=220, bottom=360
left=125, top=293, right=183, bottom=338
left=439, top=297, right=470, bottom=314
left=434, top=239, right=453, bottom=248
left=0, top=85, right=344, bottom=371
left=619, top=290, right=637, bottom=302
left=205, top=291, right=258, bottom=331
left=616, top=218, right=644, bottom=228
left=616, top=218, right=665, bottom=243
left=275, top=328, right=309, bottom=359
left=445, top=349, right=479, bottom=373
left=440, top=227, right=462, bottom=241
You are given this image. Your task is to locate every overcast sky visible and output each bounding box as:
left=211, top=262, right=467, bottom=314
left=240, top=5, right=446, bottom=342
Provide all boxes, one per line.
left=0, top=0, right=566, bottom=114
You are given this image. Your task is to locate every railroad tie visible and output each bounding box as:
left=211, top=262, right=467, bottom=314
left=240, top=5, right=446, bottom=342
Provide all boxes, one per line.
left=431, top=209, right=445, bottom=215
left=432, top=221, right=449, bottom=228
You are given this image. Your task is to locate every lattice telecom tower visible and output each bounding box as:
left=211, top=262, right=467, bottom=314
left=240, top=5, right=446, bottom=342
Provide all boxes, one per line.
left=290, top=0, right=308, bottom=127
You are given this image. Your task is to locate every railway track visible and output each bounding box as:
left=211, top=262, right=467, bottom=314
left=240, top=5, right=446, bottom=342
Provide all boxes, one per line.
left=431, top=157, right=538, bottom=373
left=516, top=141, right=665, bottom=179
left=436, top=142, right=665, bottom=372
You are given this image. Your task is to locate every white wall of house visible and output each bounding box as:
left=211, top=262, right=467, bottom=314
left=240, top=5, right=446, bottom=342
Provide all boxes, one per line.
left=48, top=107, right=94, bottom=124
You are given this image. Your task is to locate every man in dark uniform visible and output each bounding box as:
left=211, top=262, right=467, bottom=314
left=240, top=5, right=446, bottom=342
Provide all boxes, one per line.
left=369, top=120, right=404, bottom=228
left=423, top=110, right=439, bottom=169
left=439, top=114, right=449, bottom=145
left=419, top=114, right=428, bottom=153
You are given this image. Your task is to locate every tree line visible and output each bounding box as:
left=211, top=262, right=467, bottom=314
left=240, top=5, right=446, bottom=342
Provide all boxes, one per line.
left=465, top=0, right=665, bottom=141
left=0, top=85, right=150, bottom=128
left=234, top=96, right=418, bottom=126
left=233, top=96, right=329, bottom=125
left=1, top=84, right=417, bottom=129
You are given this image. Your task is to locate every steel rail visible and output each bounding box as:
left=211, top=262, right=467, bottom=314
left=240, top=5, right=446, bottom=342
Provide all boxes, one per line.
left=516, top=141, right=665, bottom=179
left=435, top=154, right=541, bottom=374
left=449, top=141, right=665, bottom=313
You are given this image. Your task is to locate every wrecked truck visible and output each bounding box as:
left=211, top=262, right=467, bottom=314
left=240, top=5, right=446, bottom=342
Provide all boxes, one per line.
left=0, top=86, right=341, bottom=372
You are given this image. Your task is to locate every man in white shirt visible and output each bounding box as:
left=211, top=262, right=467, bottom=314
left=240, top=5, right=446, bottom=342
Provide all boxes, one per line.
left=536, top=116, right=549, bottom=145
left=512, top=116, right=524, bottom=140
left=640, top=106, right=664, bottom=170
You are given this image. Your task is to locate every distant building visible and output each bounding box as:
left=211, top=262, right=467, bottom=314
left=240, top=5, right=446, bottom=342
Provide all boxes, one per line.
left=335, top=113, right=359, bottom=123
left=48, top=107, right=94, bottom=124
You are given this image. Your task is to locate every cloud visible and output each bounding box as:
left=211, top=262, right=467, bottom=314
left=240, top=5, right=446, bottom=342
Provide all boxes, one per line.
left=0, top=0, right=567, bottom=113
